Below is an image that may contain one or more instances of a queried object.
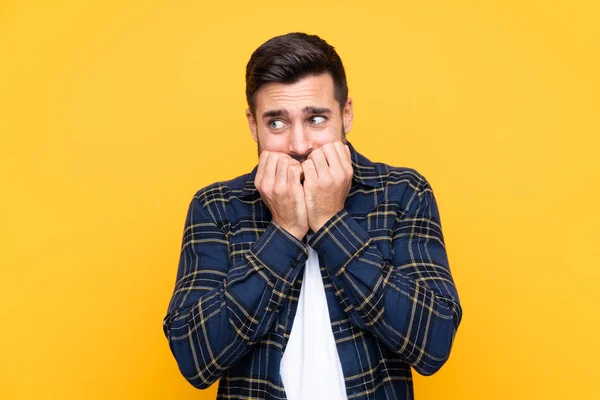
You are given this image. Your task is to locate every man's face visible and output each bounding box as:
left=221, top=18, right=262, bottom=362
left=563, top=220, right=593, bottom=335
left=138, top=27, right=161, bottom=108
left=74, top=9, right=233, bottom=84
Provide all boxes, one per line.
left=246, top=73, right=353, bottom=163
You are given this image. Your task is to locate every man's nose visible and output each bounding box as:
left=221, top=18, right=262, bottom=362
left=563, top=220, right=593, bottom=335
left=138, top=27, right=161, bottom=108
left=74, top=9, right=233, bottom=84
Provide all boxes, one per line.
left=289, top=123, right=311, bottom=159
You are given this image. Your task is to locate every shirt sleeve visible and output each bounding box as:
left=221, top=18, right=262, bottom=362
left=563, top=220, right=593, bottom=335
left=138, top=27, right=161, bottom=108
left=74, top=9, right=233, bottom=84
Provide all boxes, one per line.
left=162, top=191, right=308, bottom=389
left=307, top=176, right=462, bottom=376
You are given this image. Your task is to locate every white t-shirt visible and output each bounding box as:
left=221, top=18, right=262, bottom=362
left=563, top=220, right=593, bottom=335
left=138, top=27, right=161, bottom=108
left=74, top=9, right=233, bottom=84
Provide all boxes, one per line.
left=279, top=233, right=348, bottom=400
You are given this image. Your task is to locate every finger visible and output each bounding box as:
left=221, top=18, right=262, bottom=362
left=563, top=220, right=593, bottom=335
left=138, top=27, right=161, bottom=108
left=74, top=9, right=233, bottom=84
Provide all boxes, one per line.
left=284, top=155, right=303, bottom=183
left=255, top=150, right=270, bottom=189
left=275, top=155, right=289, bottom=190
left=301, top=159, right=318, bottom=182
left=288, top=157, right=301, bottom=166
left=263, top=152, right=279, bottom=189
left=321, top=143, right=343, bottom=178
left=334, top=141, right=351, bottom=162
left=334, top=142, right=353, bottom=177
left=307, top=148, right=328, bottom=179
left=288, top=164, right=302, bottom=188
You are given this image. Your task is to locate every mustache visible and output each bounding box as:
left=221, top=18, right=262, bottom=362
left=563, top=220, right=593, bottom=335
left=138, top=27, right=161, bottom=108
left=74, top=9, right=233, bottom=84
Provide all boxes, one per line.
left=289, top=151, right=312, bottom=163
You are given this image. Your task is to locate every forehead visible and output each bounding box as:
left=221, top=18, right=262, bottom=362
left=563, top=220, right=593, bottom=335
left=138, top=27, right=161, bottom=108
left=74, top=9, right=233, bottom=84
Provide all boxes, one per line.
left=255, top=73, right=337, bottom=113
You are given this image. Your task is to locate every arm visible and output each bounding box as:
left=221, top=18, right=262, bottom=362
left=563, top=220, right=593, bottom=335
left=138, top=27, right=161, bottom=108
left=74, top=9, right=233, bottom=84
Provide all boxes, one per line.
left=307, top=176, right=462, bottom=376
left=162, top=191, right=307, bottom=389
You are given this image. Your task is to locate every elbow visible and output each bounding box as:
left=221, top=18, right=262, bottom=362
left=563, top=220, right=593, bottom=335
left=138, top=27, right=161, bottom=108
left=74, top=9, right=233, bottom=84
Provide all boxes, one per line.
left=184, top=375, right=218, bottom=391
left=175, top=349, right=219, bottom=390
left=412, top=354, right=450, bottom=377
left=163, top=320, right=220, bottom=390
left=166, top=335, right=220, bottom=390
left=411, top=336, right=455, bottom=377
left=414, top=306, right=462, bottom=376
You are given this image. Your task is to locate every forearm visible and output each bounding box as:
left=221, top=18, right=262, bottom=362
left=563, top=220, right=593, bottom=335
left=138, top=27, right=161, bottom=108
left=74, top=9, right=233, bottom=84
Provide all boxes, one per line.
left=308, top=208, right=462, bottom=376
left=163, top=218, right=307, bottom=389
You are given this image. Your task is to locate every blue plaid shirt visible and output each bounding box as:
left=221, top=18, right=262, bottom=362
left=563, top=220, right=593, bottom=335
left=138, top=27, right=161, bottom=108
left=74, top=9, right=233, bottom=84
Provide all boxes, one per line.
left=162, top=141, right=462, bottom=399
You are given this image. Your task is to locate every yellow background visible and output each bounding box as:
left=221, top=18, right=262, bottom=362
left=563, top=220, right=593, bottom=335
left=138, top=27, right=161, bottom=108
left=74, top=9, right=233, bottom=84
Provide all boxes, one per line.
left=1, top=0, right=598, bottom=399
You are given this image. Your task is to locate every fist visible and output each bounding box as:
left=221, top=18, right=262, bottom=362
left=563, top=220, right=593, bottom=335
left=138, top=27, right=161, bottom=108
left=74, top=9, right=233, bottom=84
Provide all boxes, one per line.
left=301, top=141, right=353, bottom=233
left=254, top=150, right=309, bottom=241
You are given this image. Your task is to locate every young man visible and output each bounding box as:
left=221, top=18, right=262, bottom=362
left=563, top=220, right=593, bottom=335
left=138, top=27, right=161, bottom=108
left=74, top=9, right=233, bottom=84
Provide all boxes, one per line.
left=162, top=32, right=462, bottom=400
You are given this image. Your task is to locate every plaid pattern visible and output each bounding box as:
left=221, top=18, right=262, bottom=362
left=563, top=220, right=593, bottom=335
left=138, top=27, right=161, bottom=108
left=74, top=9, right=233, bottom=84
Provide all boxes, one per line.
left=162, top=141, right=462, bottom=399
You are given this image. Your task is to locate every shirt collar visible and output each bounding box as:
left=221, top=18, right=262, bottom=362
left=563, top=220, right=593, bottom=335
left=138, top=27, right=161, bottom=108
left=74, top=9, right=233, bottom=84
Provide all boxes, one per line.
left=240, top=140, right=380, bottom=198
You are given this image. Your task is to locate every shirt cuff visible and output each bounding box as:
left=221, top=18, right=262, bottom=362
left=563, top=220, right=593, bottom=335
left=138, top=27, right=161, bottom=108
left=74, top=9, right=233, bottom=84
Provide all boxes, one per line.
left=249, top=220, right=308, bottom=280
left=307, top=209, right=372, bottom=276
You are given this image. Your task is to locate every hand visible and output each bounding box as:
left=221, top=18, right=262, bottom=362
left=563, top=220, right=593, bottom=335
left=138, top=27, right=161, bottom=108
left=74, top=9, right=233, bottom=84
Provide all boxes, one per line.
left=254, top=150, right=309, bottom=241
left=301, top=141, right=353, bottom=233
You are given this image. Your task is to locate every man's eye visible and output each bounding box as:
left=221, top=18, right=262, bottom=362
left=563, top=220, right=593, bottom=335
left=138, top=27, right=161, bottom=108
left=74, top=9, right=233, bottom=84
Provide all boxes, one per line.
left=308, top=116, right=326, bottom=125
left=269, top=120, right=285, bottom=129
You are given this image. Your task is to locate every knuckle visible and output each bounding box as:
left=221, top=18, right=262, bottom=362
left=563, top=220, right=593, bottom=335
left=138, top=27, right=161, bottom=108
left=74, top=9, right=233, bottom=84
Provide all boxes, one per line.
left=263, top=186, right=273, bottom=197
left=273, top=185, right=285, bottom=197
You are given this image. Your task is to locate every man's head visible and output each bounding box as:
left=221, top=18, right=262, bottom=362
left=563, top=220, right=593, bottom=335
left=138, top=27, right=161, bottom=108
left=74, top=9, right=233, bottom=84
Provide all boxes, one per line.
left=245, top=32, right=353, bottom=162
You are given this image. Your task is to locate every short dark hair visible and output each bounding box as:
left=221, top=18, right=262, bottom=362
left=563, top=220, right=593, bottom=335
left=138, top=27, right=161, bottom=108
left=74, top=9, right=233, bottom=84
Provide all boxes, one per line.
left=245, top=32, right=348, bottom=116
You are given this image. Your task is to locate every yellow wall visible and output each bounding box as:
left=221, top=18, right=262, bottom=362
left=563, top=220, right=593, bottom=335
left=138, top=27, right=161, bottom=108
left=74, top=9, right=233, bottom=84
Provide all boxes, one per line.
left=1, top=1, right=598, bottom=398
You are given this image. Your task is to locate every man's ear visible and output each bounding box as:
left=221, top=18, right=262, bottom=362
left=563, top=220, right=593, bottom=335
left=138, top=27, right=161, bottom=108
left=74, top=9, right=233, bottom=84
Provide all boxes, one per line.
left=246, top=108, right=258, bottom=143
left=343, top=97, right=354, bottom=135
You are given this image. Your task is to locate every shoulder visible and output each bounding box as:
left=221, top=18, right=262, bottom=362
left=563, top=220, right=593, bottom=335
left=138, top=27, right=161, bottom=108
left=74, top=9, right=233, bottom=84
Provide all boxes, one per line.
left=374, top=160, right=430, bottom=194
left=367, top=159, right=437, bottom=217
left=188, top=171, right=253, bottom=224
left=350, top=142, right=429, bottom=194
left=192, top=171, right=250, bottom=203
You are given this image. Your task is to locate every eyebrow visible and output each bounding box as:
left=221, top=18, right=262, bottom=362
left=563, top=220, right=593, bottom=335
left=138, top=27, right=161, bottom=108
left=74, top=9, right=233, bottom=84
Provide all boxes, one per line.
left=262, top=106, right=332, bottom=119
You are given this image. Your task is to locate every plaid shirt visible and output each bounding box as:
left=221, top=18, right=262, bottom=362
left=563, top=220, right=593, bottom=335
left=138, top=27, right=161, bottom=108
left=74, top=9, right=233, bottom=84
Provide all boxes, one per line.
left=162, top=141, right=462, bottom=399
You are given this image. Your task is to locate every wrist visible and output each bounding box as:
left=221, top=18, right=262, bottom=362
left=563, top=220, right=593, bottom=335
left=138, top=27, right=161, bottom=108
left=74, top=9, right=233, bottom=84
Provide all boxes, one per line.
left=288, top=227, right=308, bottom=241
left=275, top=221, right=307, bottom=241
left=310, top=210, right=341, bottom=233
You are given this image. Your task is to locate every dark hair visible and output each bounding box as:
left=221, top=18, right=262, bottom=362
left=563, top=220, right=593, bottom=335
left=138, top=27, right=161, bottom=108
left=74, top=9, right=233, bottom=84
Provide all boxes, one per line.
left=245, top=32, right=348, bottom=116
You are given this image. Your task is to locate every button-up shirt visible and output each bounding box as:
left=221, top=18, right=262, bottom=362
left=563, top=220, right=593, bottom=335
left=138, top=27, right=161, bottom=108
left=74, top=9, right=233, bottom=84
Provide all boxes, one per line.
left=162, top=141, right=463, bottom=399
left=279, top=232, right=348, bottom=400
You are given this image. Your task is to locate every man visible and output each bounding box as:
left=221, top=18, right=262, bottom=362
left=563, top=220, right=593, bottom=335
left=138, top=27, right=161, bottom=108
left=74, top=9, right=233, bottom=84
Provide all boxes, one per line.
left=163, top=32, right=462, bottom=400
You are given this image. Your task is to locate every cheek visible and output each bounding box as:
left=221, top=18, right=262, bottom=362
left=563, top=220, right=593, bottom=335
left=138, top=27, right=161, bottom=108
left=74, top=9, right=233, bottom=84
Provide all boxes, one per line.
left=258, top=134, right=288, bottom=152
left=313, top=127, right=344, bottom=146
